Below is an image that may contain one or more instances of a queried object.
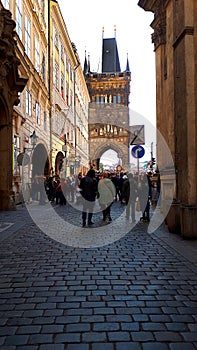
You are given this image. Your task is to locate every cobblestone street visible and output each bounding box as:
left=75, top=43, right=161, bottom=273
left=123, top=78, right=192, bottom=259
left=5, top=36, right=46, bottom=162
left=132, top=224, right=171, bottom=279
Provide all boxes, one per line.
left=0, top=201, right=197, bottom=349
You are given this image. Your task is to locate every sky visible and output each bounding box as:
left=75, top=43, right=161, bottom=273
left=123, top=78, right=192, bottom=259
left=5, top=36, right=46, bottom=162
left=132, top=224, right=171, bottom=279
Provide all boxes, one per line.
left=58, top=0, right=156, bottom=165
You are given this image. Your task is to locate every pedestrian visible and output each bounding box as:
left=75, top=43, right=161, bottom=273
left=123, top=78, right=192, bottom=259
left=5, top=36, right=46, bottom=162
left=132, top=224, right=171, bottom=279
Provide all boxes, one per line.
left=117, top=172, right=125, bottom=203
left=138, top=174, right=150, bottom=222
left=79, top=169, right=98, bottom=227
left=122, top=173, right=138, bottom=222
left=55, top=179, right=66, bottom=205
left=98, top=172, right=116, bottom=222
left=45, top=176, right=55, bottom=202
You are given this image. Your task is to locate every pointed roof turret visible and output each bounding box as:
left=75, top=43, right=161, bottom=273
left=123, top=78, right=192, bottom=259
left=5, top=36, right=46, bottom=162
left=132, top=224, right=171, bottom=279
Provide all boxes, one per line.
left=125, top=53, right=130, bottom=72
left=101, top=27, right=121, bottom=73
left=87, top=54, right=90, bottom=73
left=83, top=50, right=88, bottom=75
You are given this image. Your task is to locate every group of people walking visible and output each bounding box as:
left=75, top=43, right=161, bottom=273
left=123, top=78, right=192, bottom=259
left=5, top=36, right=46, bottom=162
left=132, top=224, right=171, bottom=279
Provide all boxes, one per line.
left=78, top=168, right=155, bottom=227
left=31, top=167, right=159, bottom=227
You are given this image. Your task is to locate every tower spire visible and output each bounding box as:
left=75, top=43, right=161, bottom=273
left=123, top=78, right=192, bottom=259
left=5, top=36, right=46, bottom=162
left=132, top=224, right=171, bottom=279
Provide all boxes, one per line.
left=125, top=52, right=130, bottom=72
left=83, top=50, right=88, bottom=75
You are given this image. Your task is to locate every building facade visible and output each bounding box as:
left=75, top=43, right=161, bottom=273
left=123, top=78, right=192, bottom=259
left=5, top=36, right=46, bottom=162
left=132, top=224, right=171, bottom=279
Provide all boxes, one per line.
left=138, top=0, right=197, bottom=238
left=0, top=0, right=90, bottom=208
left=0, top=2, right=27, bottom=210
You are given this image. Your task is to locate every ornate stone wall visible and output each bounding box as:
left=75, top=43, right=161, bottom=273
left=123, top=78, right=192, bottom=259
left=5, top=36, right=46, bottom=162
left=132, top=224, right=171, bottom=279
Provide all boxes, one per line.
left=0, top=6, right=27, bottom=210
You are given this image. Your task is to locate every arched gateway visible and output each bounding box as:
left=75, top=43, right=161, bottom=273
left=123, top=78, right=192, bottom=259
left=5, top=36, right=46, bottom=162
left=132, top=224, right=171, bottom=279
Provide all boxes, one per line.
left=84, top=32, right=131, bottom=171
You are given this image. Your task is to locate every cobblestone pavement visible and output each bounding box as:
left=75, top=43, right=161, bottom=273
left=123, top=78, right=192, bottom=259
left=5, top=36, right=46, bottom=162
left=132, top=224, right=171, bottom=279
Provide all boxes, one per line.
left=0, top=201, right=197, bottom=349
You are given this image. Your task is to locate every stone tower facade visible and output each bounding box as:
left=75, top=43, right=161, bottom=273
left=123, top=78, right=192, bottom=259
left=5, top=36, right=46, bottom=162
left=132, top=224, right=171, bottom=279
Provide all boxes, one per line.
left=84, top=34, right=131, bottom=170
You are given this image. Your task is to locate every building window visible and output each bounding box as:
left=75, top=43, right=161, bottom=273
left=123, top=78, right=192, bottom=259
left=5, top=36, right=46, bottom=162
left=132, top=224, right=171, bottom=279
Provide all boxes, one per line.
left=55, top=64, right=59, bottom=89
left=41, top=52, right=46, bottom=83
left=35, top=102, right=41, bottom=124
left=13, top=135, right=20, bottom=171
left=25, top=16, right=31, bottom=58
left=117, top=95, right=121, bottom=104
left=61, top=43, right=64, bottom=62
left=54, top=27, right=58, bottom=49
left=100, top=95, right=104, bottom=104
left=43, top=111, right=47, bottom=131
left=25, top=90, right=32, bottom=116
left=2, top=0, right=9, bottom=9
left=35, top=36, right=40, bottom=72
left=113, top=95, right=117, bottom=104
left=16, top=0, right=22, bottom=40
left=66, top=82, right=69, bottom=105
left=61, top=73, right=65, bottom=98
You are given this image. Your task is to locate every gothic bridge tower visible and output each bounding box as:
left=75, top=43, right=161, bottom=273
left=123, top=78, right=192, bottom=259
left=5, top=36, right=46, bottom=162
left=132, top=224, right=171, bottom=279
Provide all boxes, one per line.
left=84, top=29, right=131, bottom=170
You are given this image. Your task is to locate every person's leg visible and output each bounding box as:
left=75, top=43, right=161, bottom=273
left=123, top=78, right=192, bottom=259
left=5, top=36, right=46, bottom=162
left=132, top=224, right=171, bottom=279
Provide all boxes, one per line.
left=131, top=201, right=136, bottom=222
left=82, top=201, right=87, bottom=226
left=126, top=202, right=130, bottom=219
left=88, top=202, right=94, bottom=224
left=102, top=206, right=107, bottom=221
left=106, top=205, right=112, bottom=221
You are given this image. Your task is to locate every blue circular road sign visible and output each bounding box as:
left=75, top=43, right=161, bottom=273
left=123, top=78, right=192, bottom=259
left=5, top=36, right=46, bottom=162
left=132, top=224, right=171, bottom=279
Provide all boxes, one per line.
left=131, top=145, right=145, bottom=159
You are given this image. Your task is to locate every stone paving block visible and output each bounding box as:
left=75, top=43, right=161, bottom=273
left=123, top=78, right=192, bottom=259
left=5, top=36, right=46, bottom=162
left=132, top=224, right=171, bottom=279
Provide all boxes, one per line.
left=82, top=331, right=107, bottom=342
left=166, top=322, right=188, bottom=331
left=150, top=315, right=171, bottom=322
left=142, top=343, right=169, bottom=350
left=54, top=332, right=81, bottom=343
left=32, top=317, right=55, bottom=324
left=181, top=332, right=197, bottom=341
left=67, top=345, right=89, bottom=350
left=170, top=315, right=194, bottom=322
left=106, top=314, right=132, bottom=322
left=0, top=326, right=17, bottom=336
left=64, top=308, right=93, bottom=315
left=154, top=331, right=182, bottom=341
left=121, top=322, right=140, bottom=331
left=66, top=323, right=90, bottom=332
left=108, top=331, right=131, bottom=341
left=23, top=310, right=43, bottom=318
left=55, top=315, right=80, bottom=324
left=0, top=336, right=5, bottom=346
left=4, top=334, right=29, bottom=346
left=141, top=322, right=166, bottom=331
left=19, top=347, right=38, bottom=350
left=44, top=309, right=63, bottom=317
left=130, top=331, right=154, bottom=341
left=40, top=324, right=64, bottom=333
left=94, top=307, right=114, bottom=314
left=16, top=325, right=41, bottom=334
left=92, top=343, right=114, bottom=350
left=133, top=314, right=149, bottom=322
left=93, top=322, right=120, bottom=331
left=39, top=345, right=65, bottom=350
left=169, top=344, right=196, bottom=350
left=115, top=343, right=141, bottom=350
left=28, top=334, right=54, bottom=344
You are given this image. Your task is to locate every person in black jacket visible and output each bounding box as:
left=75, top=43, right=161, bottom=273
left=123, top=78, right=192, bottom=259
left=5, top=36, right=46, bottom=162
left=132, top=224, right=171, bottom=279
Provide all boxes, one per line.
left=122, top=173, right=138, bottom=222
left=79, top=169, right=98, bottom=227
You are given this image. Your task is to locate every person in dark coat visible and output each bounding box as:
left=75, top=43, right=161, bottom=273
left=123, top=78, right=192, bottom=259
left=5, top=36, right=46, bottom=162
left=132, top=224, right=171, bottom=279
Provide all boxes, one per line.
left=138, top=174, right=150, bottom=222
left=122, top=173, right=138, bottom=222
left=79, top=169, right=98, bottom=227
